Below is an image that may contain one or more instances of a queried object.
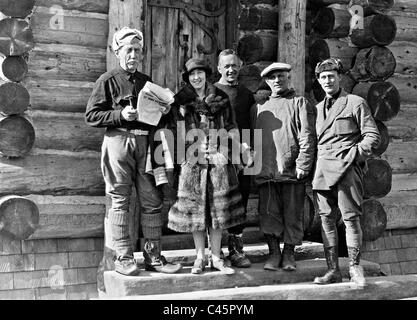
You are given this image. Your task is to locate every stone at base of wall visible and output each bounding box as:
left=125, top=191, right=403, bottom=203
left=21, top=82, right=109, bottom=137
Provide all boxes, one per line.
left=362, top=228, right=417, bottom=276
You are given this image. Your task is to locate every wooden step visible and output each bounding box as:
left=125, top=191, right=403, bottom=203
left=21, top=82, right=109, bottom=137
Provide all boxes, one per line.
left=108, top=274, right=417, bottom=300
left=133, top=241, right=325, bottom=266
left=103, top=258, right=381, bottom=298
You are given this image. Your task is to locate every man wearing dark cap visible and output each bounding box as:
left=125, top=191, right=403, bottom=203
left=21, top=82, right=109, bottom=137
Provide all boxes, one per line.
left=252, top=62, right=316, bottom=271
left=85, top=27, right=181, bottom=277
left=312, top=58, right=380, bottom=288
left=214, top=49, right=255, bottom=268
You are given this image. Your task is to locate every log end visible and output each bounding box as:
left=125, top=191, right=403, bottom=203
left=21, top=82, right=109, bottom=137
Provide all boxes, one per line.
left=363, top=158, right=392, bottom=199
left=361, top=198, right=387, bottom=242
left=0, top=195, right=39, bottom=240
left=0, top=115, right=35, bottom=158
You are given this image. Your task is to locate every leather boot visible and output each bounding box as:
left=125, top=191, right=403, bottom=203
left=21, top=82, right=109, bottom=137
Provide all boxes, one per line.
left=227, top=234, right=251, bottom=268
left=314, top=246, right=343, bottom=284
left=264, top=234, right=281, bottom=271
left=282, top=243, right=296, bottom=271
left=143, top=240, right=182, bottom=274
left=348, top=246, right=367, bottom=289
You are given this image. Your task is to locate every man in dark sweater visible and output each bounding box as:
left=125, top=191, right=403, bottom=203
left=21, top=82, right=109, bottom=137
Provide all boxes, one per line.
left=214, top=49, right=255, bottom=268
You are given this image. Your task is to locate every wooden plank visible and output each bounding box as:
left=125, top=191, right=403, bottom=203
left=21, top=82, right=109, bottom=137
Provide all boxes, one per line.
left=165, top=8, right=179, bottom=92
left=35, top=0, right=109, bottom=14
left=29, top=110, right=104, bottom=152
left=31, top=6, right=108, bottom=48
left=226, top=0, right=239, bottom=49
left=0, top=149, right=104, bottom=196
left=25, top=195, right=106, bottom=239
left=23, top=78, right=94, bottom=113
left=27, top=43, right=106, bottom=82
left=192, top=0, right=205, bottom=61
left=177, top=0, right=193, bottom=82
left=151, top=5, right=167, bottom=86
left=278, top=0, right=306, bottom=96
left=106, top=0, right=144, bottom=72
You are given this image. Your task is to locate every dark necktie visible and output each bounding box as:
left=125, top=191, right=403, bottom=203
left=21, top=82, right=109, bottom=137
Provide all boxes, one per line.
left=324, top=97, right=334, bottom=120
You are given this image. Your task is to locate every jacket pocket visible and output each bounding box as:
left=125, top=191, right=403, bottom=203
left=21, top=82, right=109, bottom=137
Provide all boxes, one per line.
left=334, top=116, right=357, bottom=135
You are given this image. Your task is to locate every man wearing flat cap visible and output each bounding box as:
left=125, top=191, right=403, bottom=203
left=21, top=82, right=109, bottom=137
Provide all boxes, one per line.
left=312, top=58, right=380, bottom=288
left=252, top=62, right=316, bottom=271
left=85, top=27, right=181, bottom=278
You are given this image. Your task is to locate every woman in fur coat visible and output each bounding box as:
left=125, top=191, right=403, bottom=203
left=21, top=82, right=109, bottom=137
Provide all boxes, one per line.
left=167, top=58, right=246, bottom=275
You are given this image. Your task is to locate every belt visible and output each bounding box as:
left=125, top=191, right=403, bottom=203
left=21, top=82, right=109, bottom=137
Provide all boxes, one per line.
left=317, top=142, right=354, bottom=151
left=115, top=128, right=149, bottom=136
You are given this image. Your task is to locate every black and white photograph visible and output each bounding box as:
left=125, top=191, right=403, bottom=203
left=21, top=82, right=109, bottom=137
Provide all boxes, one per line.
left=0, top=0, right=416, bottom=309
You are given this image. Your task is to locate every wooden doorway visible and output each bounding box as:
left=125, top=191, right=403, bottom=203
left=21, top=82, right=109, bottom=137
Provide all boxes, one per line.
left=144, top=0, right=237, bottom=92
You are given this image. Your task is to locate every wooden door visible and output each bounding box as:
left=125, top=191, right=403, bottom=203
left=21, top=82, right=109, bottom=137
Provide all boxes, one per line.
left=144, top=0, right=237, bottom=93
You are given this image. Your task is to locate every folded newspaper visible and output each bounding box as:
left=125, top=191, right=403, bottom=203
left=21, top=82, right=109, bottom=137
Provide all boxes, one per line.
left=137, top=81, right=175, bottom=125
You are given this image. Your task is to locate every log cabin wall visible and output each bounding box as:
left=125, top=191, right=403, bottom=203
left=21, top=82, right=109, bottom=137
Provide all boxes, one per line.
left=0, top=0, right=108, bottom=300
left=307, top=0, right=417, bottom=276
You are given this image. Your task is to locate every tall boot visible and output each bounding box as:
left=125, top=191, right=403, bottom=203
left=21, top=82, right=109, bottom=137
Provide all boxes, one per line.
left=314, top=246, right=343, bottom=284
left=227, top=234, right=251, bottom=268
left=282, top=243, right=296, bottom=271
left=143, top=239, right=182, bottom=274
left=264, top=234, right=281, bottom=271
left=348, top=246, right=366, bottom=289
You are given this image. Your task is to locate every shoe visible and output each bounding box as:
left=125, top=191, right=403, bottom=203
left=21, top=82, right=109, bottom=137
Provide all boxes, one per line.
left=314, top=246, right=343, bottom=285
left=264, top=234, right=281, bottom=271
left=143, top=240, right=182, bottom=274
left=191, top=258, right=205, bottom=274
left=282, top=244, right=296, bottom=271
left=227, top=234, right=251, bottom=268
left=210, top=258, right=235, bottom=275
left=348, top=246, right=367, bottom=289
left=114, top=256, right=140, bottom=276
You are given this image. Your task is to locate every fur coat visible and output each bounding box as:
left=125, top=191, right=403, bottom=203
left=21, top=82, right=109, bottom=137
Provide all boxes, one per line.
left=167, top=83, right=246, bottom=233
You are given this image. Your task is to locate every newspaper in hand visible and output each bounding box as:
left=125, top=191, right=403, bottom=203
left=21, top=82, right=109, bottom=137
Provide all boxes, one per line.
left=137, top=81, right=175, bottom=125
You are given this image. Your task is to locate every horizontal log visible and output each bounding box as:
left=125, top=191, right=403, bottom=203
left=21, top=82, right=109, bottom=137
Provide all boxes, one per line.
left=361, top=198, right=387, bottom=241
left=348, top=0, right=394, bottom=15
left=238, top=5, right=278, bottom=31
left=237, top=31, right=278, bottom=64
left=29, top=110, right=104, bottom=152
left=391, top=173, right=417, bottom=192
left=0, top=195, right=39, bottom=240
left=350, top=14, right=397, bottom=48
left=30, top=6, right=108, bottom=48
left=312, top=4, right=351, bottom=38
left=0, top=148, right=104, bottom=196
left=386, top=105, right=417, bottom=141
left=363, top=158, right=392, bottom=199
left=388, top=40, right=417, bottom=76
left=240, top=0, right=278, bottom=6
left=393, top=0, right=417, bottom=13
left=380, top=190, right=417, bottom=230
left=35, top=0, right=109, bottom=14
left=0, top=115, right=35, bottom=158
left=350, top=46, right=396, bottom=82
left=308, top=0, right=350, bottom=7
left=381, top=140, right=417, bottom=173
left=0, top=0, right=35, bottom=18
left=0, top=81, right=30, bottom=115
left=25, top=195, right=105, bottom=239
left=390, top=10, right=417, bottom=42
left=22, top=78, right=94, bottom=112
left=0, top=55, right=28, bottom=82
left=351, top=81, right=400, bottom=121
left=388, top=74, right=417, bottom=104
left=0, top=18, right=34, bottom=56
left=238, top=64, right=262, bottom=93
left=309, top=38, right=358, bottom=71
left=26, top=43, right=106, bottom=82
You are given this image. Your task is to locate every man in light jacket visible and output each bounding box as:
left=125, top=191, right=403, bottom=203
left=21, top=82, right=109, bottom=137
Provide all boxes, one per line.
left=312, top=58, right=380, bottom=288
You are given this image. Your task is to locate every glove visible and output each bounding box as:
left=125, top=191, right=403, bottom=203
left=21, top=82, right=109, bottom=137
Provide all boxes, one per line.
left=161, top=170, right=177, bottom=205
